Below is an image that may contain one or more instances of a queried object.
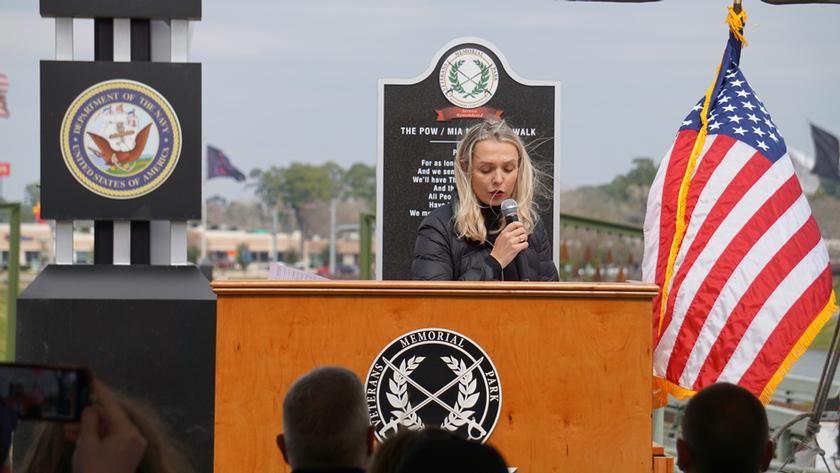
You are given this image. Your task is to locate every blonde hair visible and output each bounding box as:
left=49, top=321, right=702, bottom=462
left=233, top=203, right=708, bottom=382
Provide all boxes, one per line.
left=18, top=390, right=193, bottom=473
left=454, top=120, right=540, bottom=244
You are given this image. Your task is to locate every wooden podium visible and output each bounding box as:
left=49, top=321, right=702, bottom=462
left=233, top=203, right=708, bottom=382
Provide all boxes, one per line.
left=212, top=281, right=659, bottom=473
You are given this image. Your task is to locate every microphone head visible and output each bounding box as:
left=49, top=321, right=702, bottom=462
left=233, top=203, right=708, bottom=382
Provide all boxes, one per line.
left=500, top=199, right=519, bottom=218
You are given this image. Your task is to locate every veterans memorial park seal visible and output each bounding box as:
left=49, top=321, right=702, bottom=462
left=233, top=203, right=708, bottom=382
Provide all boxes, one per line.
left=438, top=47, right=499, bottom=109
left=365, top=328, right=502, bottom=443
left=60, top=79, right=182, bottom=199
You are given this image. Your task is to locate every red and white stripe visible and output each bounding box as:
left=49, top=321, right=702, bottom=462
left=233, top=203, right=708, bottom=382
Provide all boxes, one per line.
left=644, top=130, right=834, bottom=397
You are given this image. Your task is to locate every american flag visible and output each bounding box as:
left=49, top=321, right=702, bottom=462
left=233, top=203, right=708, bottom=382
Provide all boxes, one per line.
left=643, top=32, right=837, bottom=403
left=0, top=73, right=9, bottom=118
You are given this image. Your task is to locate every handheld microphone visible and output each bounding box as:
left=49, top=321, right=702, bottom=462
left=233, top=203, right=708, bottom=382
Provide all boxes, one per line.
left=499, top=198, right=529, bottom=281
left=501, top=199, right=519, bottom=223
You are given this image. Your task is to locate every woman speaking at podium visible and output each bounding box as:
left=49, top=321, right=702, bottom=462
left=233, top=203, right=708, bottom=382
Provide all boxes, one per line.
left=412, top=120, right=558, bottom=281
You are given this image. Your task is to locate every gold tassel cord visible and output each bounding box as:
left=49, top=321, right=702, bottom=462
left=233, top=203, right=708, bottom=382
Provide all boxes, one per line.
left=656, top=6, right=748, bottom=336
left=656, top=94, right=712, bottom=336
left=727, top=4, right=749, bottom=47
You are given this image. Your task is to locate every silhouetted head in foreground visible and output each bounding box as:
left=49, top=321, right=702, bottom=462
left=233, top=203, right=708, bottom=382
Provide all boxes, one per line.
left=678, top=383, right=774, bottom=473
left=393, top=429, right=508, bottom=473
left=276, top=366, right=374, bottom=471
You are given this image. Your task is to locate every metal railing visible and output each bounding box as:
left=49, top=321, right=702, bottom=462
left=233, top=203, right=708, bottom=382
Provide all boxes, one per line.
left=559, top=211, right=643, bottom=238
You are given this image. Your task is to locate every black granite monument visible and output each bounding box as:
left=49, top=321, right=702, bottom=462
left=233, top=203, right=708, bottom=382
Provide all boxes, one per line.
left=377, top=38, right=560, bottom=280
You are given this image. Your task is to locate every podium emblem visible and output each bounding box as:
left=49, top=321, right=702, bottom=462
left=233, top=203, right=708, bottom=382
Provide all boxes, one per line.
left=365, top=328, right=502, bottom=443
left=439, top=48, right=499, bottom=109
left=60, top=79, right=182, bottom=199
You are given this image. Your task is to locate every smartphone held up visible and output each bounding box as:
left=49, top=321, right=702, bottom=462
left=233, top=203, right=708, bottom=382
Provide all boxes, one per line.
left=0, top=362, right=90, bottom=422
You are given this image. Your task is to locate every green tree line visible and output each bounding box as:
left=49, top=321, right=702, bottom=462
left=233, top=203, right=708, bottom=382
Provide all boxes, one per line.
left=249, top=161, right=375, bottom=254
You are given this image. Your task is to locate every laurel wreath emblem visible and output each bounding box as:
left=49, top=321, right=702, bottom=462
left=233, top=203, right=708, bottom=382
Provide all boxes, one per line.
left=448, top=60, right=467, bottom=96
left=439, top=356, right=480, bottom=432
left=447, top=59, right=491, bottom=100
left=386, top=356, right=425, bottom=430
left=468, top=60, right=491, bottom=98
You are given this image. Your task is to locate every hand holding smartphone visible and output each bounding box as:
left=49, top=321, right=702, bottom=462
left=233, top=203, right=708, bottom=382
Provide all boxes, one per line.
left=0, top=365, right=151, bottom=473
left=73, top=379, right=148, bottom=473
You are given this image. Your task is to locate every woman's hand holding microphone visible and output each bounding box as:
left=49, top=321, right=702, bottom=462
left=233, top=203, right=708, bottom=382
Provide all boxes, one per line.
left=490, top=221, right=528, bottom=269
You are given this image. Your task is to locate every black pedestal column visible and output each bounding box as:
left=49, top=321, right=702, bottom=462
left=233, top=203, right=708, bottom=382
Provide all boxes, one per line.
left=15, top=266, right=216, bottom=472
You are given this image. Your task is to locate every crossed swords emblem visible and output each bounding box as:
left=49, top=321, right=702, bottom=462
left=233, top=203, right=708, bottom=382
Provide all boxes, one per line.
left=444, top=59, right=492, bottom=98
left=378, top=355, right=487, bottom=440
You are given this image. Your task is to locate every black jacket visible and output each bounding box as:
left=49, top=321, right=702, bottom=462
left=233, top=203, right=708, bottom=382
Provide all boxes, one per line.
left=411, top=203, right=559, bottom=281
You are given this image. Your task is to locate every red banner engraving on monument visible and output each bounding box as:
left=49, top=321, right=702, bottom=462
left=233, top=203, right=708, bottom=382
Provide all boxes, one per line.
left=434, top=106, right=504, bottom=122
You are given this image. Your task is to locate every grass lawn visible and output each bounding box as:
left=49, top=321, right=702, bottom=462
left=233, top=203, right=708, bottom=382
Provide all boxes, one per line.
left=811, top=314, right=837, bottom=351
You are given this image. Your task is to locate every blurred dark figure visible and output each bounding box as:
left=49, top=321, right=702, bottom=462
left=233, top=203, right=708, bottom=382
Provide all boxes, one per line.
left=677, top=383, right=774, bottom=473
left=18, top=379, right=192, bottom=473
left=393, top=429, right=508, bottom=473
left=276, top=366, right=373, bottom=472
left=370, top=429, right=421, bottom=473
left=0, top=399, right=17, bottom=473
left=370, top=428, right=458, bottom=473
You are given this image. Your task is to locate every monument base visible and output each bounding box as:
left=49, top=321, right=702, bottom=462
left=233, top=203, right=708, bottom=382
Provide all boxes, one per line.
left=14, top=264, right=216, bottom=473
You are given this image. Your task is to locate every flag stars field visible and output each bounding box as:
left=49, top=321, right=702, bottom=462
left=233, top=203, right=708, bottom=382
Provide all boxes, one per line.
left=678, top=65, right=786, bottom=163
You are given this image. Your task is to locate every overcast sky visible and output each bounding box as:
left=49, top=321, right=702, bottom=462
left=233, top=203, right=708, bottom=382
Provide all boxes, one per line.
left=1, top=0, right=838, bottom=204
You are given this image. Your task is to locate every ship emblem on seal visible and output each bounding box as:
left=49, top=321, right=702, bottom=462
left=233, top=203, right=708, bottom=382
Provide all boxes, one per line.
left=439, top=47, right=499, bottom=109
left=365, top=328, right=502, bottom=443
left=60, top=79, right=182, bottom=199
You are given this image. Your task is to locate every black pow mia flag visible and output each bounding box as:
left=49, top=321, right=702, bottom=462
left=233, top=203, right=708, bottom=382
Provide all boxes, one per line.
left=810, top=124, right=840, bottom=181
